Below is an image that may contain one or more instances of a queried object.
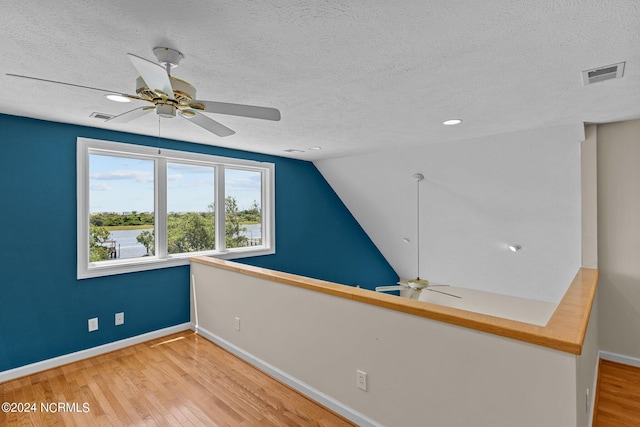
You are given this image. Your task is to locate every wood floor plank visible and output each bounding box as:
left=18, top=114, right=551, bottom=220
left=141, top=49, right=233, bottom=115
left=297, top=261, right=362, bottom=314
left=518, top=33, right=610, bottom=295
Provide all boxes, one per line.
left=593, top=359, right=640, bottom=426
left=1, top=330, right=354, bottom=426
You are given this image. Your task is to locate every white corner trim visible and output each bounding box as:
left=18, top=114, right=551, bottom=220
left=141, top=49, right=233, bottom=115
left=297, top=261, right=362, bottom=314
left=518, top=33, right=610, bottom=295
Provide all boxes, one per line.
left=195, top=325, right=383, bottom=427
left=0, top=323, right=191, bottom=383
left=588, top=357, right=599, bottom=427
left=599, top=350, right=640, bottom=368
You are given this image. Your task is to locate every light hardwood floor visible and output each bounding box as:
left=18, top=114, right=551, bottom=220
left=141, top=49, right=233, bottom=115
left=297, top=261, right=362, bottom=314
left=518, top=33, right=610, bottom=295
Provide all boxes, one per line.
left=0, top=330, right=355, bottom=426
left=593, top=359, right=640, bottom=426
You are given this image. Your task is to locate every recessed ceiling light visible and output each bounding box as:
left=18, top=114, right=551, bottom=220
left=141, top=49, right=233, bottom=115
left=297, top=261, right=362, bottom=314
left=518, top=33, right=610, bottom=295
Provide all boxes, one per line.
left=105, top=94, right=131, bottom=103
left=308, top=146, right=322, bottom=150
left=507, top=243, right=522, bottom=252
left=443, top=119, right=462, bottom=126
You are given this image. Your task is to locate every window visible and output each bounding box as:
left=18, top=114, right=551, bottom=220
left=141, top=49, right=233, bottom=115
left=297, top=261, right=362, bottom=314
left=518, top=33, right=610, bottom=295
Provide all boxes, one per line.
left=225, top=168, right=263, bottom=249
left=77, top=138, right=275, bottom=279
left=167, top=162, right=216, bottom=254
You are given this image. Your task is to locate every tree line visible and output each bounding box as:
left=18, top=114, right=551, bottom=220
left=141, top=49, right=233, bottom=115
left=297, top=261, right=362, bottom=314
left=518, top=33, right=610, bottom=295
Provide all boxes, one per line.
left=89, top=198, right=261, bottom=261
left=90, top=211, right=154, bottom=227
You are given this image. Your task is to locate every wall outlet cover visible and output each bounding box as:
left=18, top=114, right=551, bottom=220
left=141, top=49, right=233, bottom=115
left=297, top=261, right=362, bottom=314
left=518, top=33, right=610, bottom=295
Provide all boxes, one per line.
left=115, top=312, right=124, bottom=326
left=357, top=369, right=367, bottom=391
left=88, top=317, right=98, bottom=332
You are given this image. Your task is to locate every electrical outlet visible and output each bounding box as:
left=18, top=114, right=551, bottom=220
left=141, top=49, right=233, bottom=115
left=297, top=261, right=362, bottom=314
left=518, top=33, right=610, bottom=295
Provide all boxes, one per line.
left=234, top=317, right=241, bottom=331
left=88, top=317, right=98, bottom=332
left=115, top=312, right=124, bottom=326
left=356, top=370, right=367, bottom=391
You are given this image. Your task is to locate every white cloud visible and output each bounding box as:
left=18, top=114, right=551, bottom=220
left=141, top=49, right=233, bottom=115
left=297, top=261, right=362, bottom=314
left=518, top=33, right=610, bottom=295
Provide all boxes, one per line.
left=90, top=183, right=112, bottom=191
left=90, top=170, right=154, bottom=183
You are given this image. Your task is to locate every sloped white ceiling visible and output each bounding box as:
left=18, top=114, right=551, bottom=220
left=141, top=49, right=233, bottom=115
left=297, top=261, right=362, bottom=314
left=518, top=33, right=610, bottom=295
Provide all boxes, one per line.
left=1, top=1, right=639, bottom=160
left=315, top=125, right=583, bottom=302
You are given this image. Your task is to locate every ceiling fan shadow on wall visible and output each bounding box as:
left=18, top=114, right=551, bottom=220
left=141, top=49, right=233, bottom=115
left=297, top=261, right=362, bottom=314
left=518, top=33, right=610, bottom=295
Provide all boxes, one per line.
left=375, top=173, right=461, bottom=300
left=6, top=47, right=281, bottom=137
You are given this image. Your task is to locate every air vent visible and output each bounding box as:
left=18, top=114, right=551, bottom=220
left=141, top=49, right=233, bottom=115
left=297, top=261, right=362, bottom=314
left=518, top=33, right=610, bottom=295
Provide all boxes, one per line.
left=582, top=62, right=625, bottom=85
left=90, top=112, right=114, bottom=120
left=284, top=149, right=305, bottom=153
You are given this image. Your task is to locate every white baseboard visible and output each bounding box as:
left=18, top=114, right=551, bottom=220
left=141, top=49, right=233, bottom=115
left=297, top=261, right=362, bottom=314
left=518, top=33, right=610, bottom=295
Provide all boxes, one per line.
left=194, top=325, right=383, bottom=427
left=0, top=323, right=191, bottom=383
left=599, top=350, right=640, bottom=368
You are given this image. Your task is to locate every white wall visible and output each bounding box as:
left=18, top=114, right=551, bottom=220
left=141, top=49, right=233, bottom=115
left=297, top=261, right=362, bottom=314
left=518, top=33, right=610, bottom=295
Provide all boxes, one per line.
left=597, top=118, right=640, bottom=359
left=191, top=262, right=584, bottom=427
left=314, top=125, right=583, bottom=302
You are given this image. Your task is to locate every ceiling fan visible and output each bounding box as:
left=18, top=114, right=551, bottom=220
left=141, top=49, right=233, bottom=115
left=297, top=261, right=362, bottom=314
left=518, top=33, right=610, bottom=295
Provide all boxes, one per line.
left=375, top=173, right=461, bottom=300
left=6, top=47, right=281, bottom=137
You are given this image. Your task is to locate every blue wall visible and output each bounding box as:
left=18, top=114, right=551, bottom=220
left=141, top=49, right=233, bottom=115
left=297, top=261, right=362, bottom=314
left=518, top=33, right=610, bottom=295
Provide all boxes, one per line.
left=0, top=113, right=398, bottom=372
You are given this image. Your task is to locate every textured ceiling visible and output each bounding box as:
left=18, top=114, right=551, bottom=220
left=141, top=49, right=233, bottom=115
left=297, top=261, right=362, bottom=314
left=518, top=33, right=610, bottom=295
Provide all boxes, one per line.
left=1, top=0, right=639, bottom=160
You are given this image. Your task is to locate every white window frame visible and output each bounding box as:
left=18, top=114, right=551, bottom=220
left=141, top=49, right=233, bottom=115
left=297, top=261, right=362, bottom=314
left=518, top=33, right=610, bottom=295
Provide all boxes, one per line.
left=77, top=137, right=275, bottom=279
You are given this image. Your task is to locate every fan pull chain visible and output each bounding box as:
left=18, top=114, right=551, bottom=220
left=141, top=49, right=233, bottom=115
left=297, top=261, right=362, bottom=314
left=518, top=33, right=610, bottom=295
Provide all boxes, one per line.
left=157, top=115, right=162, bottom=155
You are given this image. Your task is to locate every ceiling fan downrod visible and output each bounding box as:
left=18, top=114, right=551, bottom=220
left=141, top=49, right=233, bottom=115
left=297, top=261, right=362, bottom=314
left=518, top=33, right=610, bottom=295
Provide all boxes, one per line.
left=413, top=173, right=424, bottom=281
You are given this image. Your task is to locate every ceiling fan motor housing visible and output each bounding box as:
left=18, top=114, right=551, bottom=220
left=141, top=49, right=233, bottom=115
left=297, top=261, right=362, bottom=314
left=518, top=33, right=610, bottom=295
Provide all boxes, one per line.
left=135, top=76, right=196, bottom=103
left=135, top=75, right=198, bottom=118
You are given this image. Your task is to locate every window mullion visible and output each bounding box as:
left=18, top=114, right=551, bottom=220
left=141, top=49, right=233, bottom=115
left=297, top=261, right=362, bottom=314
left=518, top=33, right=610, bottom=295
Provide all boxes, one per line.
left=262, top=168, right=270, bottom=248
left=215, top=165, right=226, bottom=252
left=156, top=157, right=167, bottom=257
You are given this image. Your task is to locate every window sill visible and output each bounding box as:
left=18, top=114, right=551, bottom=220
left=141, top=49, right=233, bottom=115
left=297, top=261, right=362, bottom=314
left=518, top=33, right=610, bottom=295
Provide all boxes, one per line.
left=78, top=247, right=275, bottom=279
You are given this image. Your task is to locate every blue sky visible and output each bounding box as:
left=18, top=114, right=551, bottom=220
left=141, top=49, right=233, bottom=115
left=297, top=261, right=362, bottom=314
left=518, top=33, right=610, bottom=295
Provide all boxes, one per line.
left=89, top=154, right=261, bottom=213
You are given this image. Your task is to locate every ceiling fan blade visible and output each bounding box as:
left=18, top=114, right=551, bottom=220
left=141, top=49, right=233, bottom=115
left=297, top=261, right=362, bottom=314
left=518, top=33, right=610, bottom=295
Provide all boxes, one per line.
left=375, top=285, right=407, bottom=292
left=192, top=100, right=281, bottom=121
left=425, top=288, right=462, bottom=299
left=5, top=73, right=138, bottom=97
left=107, top=106, right=153, bottom=123
left=182, top=110, right=235, bottom=137
left=127, top=53, right=174, bottom=100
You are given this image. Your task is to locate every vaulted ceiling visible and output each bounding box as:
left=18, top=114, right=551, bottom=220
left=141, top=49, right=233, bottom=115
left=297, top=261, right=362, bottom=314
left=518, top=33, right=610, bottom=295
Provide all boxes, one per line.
left=2, top=1, right=639, bottom=161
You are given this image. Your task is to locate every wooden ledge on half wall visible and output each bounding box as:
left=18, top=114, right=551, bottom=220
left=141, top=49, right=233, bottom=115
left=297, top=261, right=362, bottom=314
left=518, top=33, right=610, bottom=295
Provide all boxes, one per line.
left=190, top=256, right=598, bottom=355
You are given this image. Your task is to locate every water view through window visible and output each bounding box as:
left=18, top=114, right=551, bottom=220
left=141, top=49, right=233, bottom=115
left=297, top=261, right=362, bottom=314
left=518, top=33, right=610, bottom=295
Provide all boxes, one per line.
left=167, top=162, right=216, bottom=254
left=225, top=168, right=262, bottom=248
left=89, top=154, right=155, bottom=261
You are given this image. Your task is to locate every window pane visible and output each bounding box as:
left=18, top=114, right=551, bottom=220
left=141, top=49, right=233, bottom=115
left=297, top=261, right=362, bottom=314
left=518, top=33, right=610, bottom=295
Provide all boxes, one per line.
left=89, top=154, right=155, bottom=261
left=225, top=169, right=262, bottom=249
left=167, top=163, right=215, bottom=254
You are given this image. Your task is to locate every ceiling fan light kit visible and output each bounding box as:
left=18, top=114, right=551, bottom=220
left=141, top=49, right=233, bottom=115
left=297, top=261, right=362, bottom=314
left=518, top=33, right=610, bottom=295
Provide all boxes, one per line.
left=155, top=104, right=176, bottom=118
left=6, top=46, right=280, bottom=138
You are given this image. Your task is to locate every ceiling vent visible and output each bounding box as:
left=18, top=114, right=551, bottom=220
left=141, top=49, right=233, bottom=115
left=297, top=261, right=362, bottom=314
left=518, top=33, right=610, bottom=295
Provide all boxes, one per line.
left=582, top=62, right=625, bottom=85
left=90, top=112, right=115, bottom=120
